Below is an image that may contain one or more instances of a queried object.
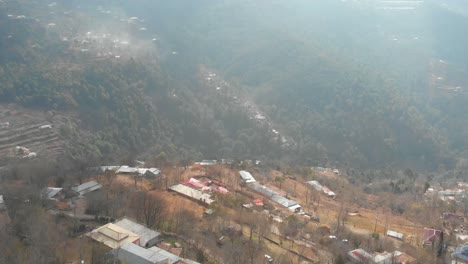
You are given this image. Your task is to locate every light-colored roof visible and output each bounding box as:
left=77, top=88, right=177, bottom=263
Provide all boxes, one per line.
left=0, top=195, right=5, bottom=211
left=372, top=251, right=393, bottom=264
left=86, top=223, right=140, bottom=249
left=114, top=217, right=161, bottom=247
left=117, top=165, right=138, bottom=174
left=100, top=166, right=120, bottom=172
left=239, top=170, right=256, bottom=183
left=43, top=187, right=63, bottom=200
left=452, top=244, right=468, bottom=262
left=116, top=242, right=170, bottom=264
left=116, top=243, right=201, bottom=264
left=169, top=184, right=214, bottom=205
left=393, top=251, right=416, bottom=264
left=387, top=230, right=404, bottom=239
left=247, top=183, right=300, bottom=210
left=137, top=168, right=161, bottom=176
left=117, top=166, right=160, bottom=176
left=307, top=181, right=323, bottom=191
left=72, top=181, right=102, bottom=196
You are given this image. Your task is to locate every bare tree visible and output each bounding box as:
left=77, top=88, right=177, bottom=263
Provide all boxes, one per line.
left=133, top=192, right=166, bottom=229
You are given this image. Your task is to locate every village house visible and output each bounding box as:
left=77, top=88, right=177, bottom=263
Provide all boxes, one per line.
left=393, top=251, right=416, bottom=264
left=386, top=230, right=404, bottom=240
left=348, top=249, right=416, bottom=264
left=306, top=180, right=336, bottom=199
left=452, top=244, right=468, bottom=264
left=114, top=242, right=200, bottom=264
left=194, top=160, right=217, bottom=166
left=87, top=223, right=141, bottom=249
left=72, top=181, right=103, bottom=196
left=239, top=170, right=256, bottom=183
left=169, top=184, right=214, bottom=205
left=116, top=166, right=161, bottom=178
left=114, top=217, right=162, bottom=248
left=248, top=182, right=301, bottom=212
left=348, top=248, right=372, bottom=263
left=422, top=227, right=442, bottom=247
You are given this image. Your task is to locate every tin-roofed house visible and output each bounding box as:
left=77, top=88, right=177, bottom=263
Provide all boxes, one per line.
left=452, top=244, right=468, bottom=264
left=114, top=217, right=162, bottom=248
left=114, top=242, right=200, bottom=264
left=386, top=230, right=404, bottom=240
left=72, top=181, right=103, bottom=196
left=86, top=223, right=141, bottom=249
left=239, top=170, right=256, bottom=183
left=348, top=248, right=372, bottom=263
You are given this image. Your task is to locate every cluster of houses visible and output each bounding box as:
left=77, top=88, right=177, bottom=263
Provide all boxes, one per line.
left=240, top=170, right=302, bottom=213
left=425, top=182, right=467, bottom=203
left=100, top=165, right=161, bottom=178
left=169, top=177, right=230, bottom=206
left=348, top=248, right=416, bottom=264
left=86, top=217, right=200, bottom=264
left=307, top=180, right=337, bottom=199
left=42, top=180, right=103, bottom=211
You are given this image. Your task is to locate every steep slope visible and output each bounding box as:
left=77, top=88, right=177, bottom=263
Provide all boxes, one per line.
left=0, top=0, right=282, bottom=164
left=122, top=0, right=459, bottom=169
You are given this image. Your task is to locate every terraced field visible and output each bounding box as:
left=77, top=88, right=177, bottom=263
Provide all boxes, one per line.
left=0, top=105, right=66, bottom=165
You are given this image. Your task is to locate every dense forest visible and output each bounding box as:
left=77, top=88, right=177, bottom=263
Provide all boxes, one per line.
left=1, top=0, right=468, bottom=171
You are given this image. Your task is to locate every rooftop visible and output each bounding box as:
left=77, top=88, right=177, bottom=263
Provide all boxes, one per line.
left=72, top=181, right=102, bottom=196
left=86, top=223, right=140, bottom=249
left=452, top=244, right=468, bottom=262
left=114, top=217, right=161, bottom=247
left=239, top=170, right=256, bottom=183
left=393, top=251, right=416, bottom=264
left=169, top=184, right=214, bottom=205
left=115, top=242, right=171, bottom=264
left=348, top=248, right=372, bottom=263
left=43, top=187, right=63, bottom=200
left=387, top=230, right=404, bottom=239
left=248, top=183, right=300, bottom=210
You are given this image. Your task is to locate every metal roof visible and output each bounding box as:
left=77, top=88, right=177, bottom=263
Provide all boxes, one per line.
left=452, top=244, right=468, bottom=262
left=348, top=249, right=372, bottom=263
left=115, top=242, right=171, bottom=264
left=114, top=217, right=161, bottom=247
left=117, top=165, right=139, bottom=174
left=239, top=170, right=256, bottom=183
left=307, top=181, right=323, bottom=191
left=72, top=181, right=102, bottom=196
left=86, top=223, right=140, bottom=249
left=43, top=187, right=63, bottom=200
left=169, top=184, right=214, bottom=205
left=247, top=183, right=299, bottom=210
left=386, top=230, right=404, bottom=239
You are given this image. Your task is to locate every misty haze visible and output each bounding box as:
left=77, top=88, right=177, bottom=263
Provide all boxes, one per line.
left=0, top=0, right=467, bottom=263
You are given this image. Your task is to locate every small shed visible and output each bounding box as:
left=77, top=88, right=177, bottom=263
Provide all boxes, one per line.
left=386, top=230, right=404, bottom=240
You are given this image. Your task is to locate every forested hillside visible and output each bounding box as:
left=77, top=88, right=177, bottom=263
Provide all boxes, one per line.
left=1, top=0, right=468, bottom=171
left=0, top=0, right=281, bottom=165
left=125, top=0, right=468, bottom=170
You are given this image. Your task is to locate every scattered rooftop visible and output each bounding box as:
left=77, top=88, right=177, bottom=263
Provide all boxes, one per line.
left=114, top=217, right=161, bottom=248
left=452, top=244, right=468, bottom=262
left=86, top=223, right=140, bottom=249
left=169, top=184, right=214, bottom=205
left=72, top=181, right=102, bottom=196
left=239, top=170, right=256, bottom=183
